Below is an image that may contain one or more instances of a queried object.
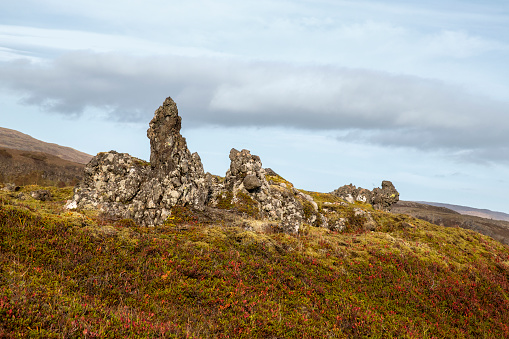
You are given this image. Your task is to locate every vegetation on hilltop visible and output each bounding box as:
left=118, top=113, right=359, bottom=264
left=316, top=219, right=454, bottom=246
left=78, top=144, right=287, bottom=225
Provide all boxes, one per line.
left=0, top=147, right=84, bottom=187
left=393, top=201, right=509, bottom=246
left=1, top=185, right=509, bottom=338
left=0, top=127, right=92, bottom=164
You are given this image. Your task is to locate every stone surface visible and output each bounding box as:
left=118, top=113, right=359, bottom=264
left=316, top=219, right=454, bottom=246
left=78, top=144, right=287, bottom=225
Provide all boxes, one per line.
left=2, top=183, right=20, bottom=192
left=69, top=97, right=208, bottom=226
left=208, top=148, right=307, bottom=233
left=331, top=180, right=399, bottom=211
left=31, top=189, right=51, bottom=201
left=243, top=174, right=262, bottom=191
left=371, top=181, right=400, bottom=211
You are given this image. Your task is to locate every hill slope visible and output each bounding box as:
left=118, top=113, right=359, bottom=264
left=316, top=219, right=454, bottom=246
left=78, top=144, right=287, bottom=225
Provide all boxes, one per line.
left=0, top=127, right=92, bottom=164
left=1, top=186, right=508, bottom=338
left=418, top=201, right=509, bottom=222
left=392, top=201, right=509, bottom=245
left=0, top=147, right=85, bottom=186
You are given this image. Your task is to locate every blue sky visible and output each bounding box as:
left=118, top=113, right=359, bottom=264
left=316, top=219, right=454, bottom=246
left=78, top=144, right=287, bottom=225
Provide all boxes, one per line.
left=1, top=0, right=509, bottom=212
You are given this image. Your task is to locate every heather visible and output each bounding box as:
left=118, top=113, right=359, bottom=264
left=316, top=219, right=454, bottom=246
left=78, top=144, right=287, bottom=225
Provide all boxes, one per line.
left=1, top=186, right=509, bottom=338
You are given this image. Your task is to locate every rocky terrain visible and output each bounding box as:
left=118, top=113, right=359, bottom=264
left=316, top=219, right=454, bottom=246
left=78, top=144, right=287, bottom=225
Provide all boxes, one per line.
left=67, top=96, right=399, bottom=233
left=0, top=127, right=92, bottom=164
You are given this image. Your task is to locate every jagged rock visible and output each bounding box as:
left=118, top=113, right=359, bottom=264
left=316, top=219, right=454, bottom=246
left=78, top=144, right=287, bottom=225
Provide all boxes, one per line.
left=331, top=180, right=399, bottom=211
left=68, top=95, right=388, bottom=235
left=372, top=181, right=399, bottom=211
left=68, top=97, right=208, bottom=226
left=331, top=184, right=372, bottom=204
left=208, top=148, right=305, bottom=234
left=31, top=189, right=51, bottom=201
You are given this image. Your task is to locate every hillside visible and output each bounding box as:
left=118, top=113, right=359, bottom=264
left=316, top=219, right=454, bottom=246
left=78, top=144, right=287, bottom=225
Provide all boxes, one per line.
left=0, top=127, right=92, bottom=164
left=392, top=201, right=509, bottom=245
left=1, top=184, right=509, bottom=338
left=2, top=97, right=509, bottom=338
left=417, top=201, right=509, bottom=222
left=0, top=147, right=85, bottom=187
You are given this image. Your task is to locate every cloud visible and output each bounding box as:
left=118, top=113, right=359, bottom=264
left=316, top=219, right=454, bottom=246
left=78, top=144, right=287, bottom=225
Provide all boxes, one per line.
left=0, top=51, right=508, bottom=163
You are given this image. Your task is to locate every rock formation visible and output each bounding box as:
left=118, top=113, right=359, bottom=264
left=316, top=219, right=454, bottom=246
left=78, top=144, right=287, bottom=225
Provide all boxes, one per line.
left=68, top=97, right=207, bottom=226
left=371, top=181, right=400, bottom=211
left=68, top=95, right=398, bottom=234
left=331, top=180, right=399, bottom=211
left=207, top=148, right=316, bottom=234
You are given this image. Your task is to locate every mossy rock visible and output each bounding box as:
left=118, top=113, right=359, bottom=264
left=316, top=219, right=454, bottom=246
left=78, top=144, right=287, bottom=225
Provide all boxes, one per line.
left=265, top=174, right=294, bottom=188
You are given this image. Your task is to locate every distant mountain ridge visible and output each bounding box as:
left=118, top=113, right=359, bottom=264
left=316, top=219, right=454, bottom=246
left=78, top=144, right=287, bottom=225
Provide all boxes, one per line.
left=0, top=127, right=92, bottom=164
left=417, top=201, right=509, bottom=222
left=392, top=201, right=509, bottom=245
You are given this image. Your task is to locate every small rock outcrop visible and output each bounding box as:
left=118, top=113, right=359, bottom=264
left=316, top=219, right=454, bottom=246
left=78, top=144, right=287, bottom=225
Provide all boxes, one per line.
left=31, top=189, right=51, bottom=201
left=2, top=183, right=20, bottom=192
left=208, top=148, right=314, bottom=234
left=371, top=181, right=400, bottom=211
left=69, top=97, right=207, bottom=226
left=331, top=184, right=372, bottom=204
left=331, top=180, right=399, bottom=211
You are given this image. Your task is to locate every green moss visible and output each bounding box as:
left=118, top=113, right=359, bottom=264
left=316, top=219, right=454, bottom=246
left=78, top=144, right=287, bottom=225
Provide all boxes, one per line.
left=234, top=191, right=260, bottom=218
left=216, top=191, right=234, bottom=210
left=300, top=190, right=345, bottom=204
left=133, top=158, right=150, bottom=167
left=167, top=205, right=198, bottom=225
left=265, top=174, right=294, bottom=188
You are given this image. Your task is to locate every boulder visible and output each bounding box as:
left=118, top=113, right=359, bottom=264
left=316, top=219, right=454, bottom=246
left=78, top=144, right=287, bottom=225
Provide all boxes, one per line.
left=31, top=189, right=51, bottom=201
left=2, top=183, right=20, bottom=192
left=243, top=174, right=262, bottom=191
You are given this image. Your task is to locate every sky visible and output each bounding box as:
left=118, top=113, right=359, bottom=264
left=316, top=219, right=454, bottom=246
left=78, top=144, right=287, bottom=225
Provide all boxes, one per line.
left=1, top=0, right=509, bottom=213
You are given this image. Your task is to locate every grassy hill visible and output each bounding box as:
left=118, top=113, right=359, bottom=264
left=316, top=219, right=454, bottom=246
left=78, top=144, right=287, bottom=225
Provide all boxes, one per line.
left=393, top=201, right=509, bottom=246
left=0, top=127, right=92, bottom=165
left=417, top=202, right=509, bottom=222
left=0, top=147, right=85, bottom=187
left=1, top=185, right=509, bottom=338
